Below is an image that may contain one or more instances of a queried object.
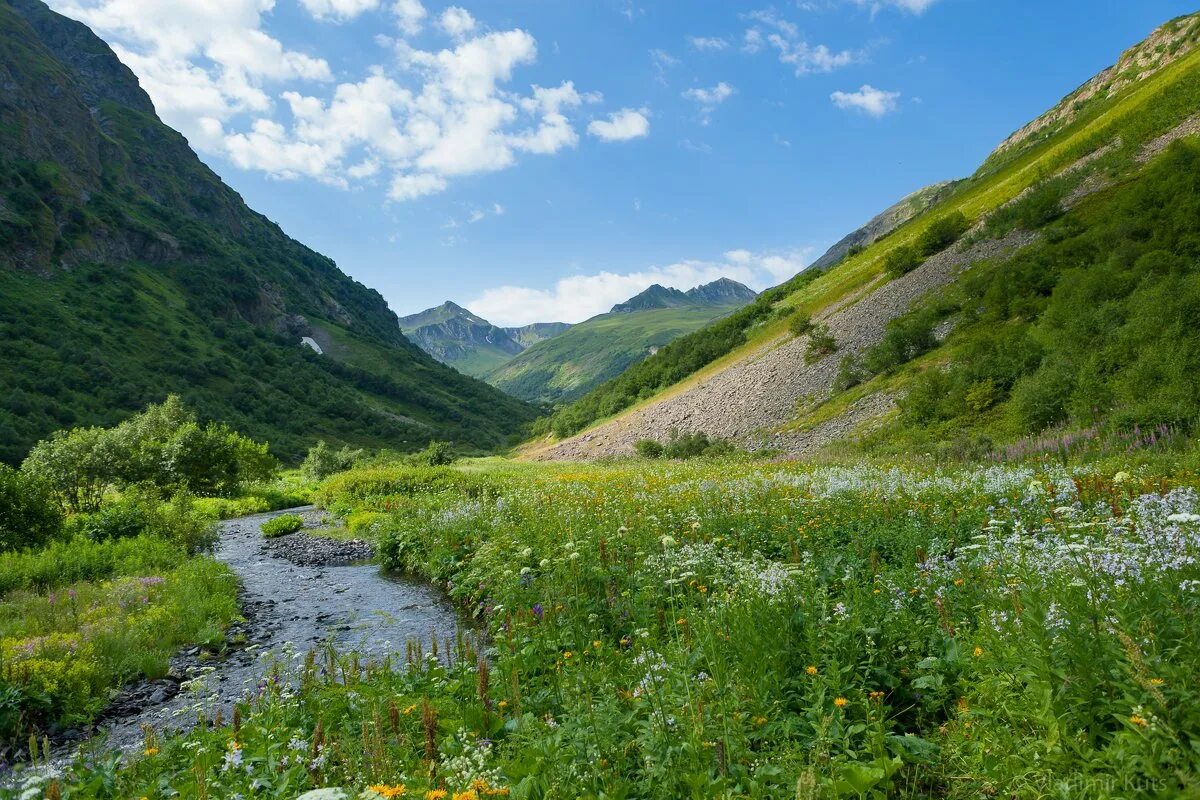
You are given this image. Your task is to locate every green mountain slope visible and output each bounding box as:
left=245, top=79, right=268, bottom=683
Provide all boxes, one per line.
left=527, top=11, right=1200, bottom=458
left=489, top=279, right=757, bottom=404
left=0, top=0, right=536, bottom=463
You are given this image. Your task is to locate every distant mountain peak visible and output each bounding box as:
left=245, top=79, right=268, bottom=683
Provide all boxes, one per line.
left=611, top=279, right=757, bottom=314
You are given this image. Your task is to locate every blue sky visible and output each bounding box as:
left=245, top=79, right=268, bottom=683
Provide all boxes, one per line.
left=49, top=0, right=1198, bottom=325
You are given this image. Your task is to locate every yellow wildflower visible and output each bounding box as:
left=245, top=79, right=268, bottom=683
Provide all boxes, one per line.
left=426, top=791, right=449, bottom=800
left=1130, top=714, right=1148, bottom=727
left=805, top=665, right=818, bottom=676
left=833, top=697, right=848, bottom=708
left=142, top=747, right=159, bottom=757
left=973, top=647, right=983, bottom=658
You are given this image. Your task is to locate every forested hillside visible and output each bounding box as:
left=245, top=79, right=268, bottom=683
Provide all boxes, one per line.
left=0, top=0, right=535, bottom=463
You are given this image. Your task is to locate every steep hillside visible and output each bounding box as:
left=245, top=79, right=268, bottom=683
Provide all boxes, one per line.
left=527, top=11, right=1200, bottom=460
left=488, top=279, right=757, bottom=404
left=0, top=0, right=536, bottom=463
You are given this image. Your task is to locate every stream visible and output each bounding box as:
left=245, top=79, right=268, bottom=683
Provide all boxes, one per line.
left=70, top=507, right=468, bottom=757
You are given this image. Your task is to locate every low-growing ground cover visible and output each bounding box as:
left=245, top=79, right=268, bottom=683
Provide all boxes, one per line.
left=42, top=457, right=1200, bottom=799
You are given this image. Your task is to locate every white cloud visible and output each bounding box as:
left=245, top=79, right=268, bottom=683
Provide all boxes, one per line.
left=742, top=9, right=860, bottom=75
left=682, top=81, right=734, bottom=125
left=649, top=48, right=679, bottom=85
left=300, top=0, right=380, bottom=22
left=47, top=0, right=332, bottom=145
left=439, top=6, right=476, bottom=38
left=682, top=82, right=735, bottom=107
left=688, top=35, right=728, bottom=50
left=467, top=248, right=815, bottom=326
left=392, top=0, right=427, bottom=35
left=587, top=108, right=650, bottom=142
left=50, top=1, right=624, bottom=202
left=831, top=84, right=900, bottom=116
left=851, top=0, right=941, bottom=14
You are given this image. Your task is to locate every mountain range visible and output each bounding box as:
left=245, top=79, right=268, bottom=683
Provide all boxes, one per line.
left=0, top=0, right=535, bottom=463
left=399, top=278, right=757, bottom=404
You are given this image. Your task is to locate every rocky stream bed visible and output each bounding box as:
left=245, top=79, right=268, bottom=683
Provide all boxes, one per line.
left=47, top=508, right=467, bottom=764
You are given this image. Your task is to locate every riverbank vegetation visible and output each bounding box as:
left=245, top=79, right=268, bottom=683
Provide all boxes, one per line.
left=0, top=399, right=309, bottom=757
left=35, top=449, right=1200, bottom=799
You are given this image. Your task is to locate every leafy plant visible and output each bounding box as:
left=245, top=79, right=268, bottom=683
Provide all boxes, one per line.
left=261, top=513, right=304, bottom=538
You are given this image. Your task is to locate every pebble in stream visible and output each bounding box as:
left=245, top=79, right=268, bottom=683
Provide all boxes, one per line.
left=69, top=507, right=469, bottom=759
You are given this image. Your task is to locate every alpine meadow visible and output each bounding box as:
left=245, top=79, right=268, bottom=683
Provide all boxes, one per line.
left=4, top=2, right=1200, bottom=800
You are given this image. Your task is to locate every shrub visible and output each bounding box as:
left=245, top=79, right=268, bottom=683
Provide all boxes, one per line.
left=884, top=245, right=923, bottom=278
left=634, top=439, right=665, bottom=459
left=985, top=179, right=1067, bottom=236
left=658, top=430, right=738, bottom=460
left=917, top=211, right=970, bottom=257
left=804, top=324, right=838, bottom=364
left=301, top=440, right=363, bottom=480
left=415, top=441, right=455, bottom=467
left=787, top=310, right=814, bottom=337
left=833, top=355, right=867, bottom=393
left=64, top=489, right=218, bottom=554
left=261, top=513, right=304, bottom=538
left=863, top=311, right=940, bottom=375
left=0, top=465, right=62, bottom=553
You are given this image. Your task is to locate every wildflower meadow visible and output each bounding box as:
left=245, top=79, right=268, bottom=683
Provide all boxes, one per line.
left=35, top=457, right=1200, bottom=799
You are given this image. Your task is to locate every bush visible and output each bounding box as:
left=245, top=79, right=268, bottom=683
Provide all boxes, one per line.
left=634, top=439, right=665, bottom=459
left=64, top=489, right=218, bottom=554
left=884, top=245, right=923, bottom=278
left=833, top=355, right=866, bottom=393
left=301, top=440, right=363, bottom=480
left=654, top=430, right=739, bottom=460
left=261, top=513, right=304, bottom=538
left=863, top=311, right=940, bottom=375
left=788, top=311, right=814, bottom=337
left=804, top=324, right=838, bottom=364
left=917, top=211, right=970, bottom=257
left=0, top=465, right=62, bottom=553
left=415, top=441, right=455, bottom=467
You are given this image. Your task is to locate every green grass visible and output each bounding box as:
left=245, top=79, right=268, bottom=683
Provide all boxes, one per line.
left=39, top=456, right=1200, bottom=798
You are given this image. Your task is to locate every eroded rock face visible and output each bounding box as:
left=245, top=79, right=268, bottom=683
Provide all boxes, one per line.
left=535, top=229, right=1039, bottom=462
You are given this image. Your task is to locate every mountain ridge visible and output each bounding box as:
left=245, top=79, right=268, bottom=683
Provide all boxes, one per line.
left=486, top=279, right=758, bottom=404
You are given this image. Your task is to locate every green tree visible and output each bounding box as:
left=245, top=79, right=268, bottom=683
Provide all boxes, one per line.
left=0, top=464, right=62, bottom=552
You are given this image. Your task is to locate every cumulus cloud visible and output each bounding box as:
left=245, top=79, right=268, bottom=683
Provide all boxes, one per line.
left=49, top=1, right=635, bottom=202
left=587, top=108, right=650, bottom=142
left=392, top=0, right=427, bottom=35
left=742, top=9, right=860, bottom=75
left=299, top=0, right=380, bottom=22
left=439, top=6, right=476, bottom=38
left=831, top=84, right=900, bottom=116
left=682, top=81, right=734, bottom=124
left=688, top=35, right=728, bottom=50
left=466, top=248, right=814, bottom=326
